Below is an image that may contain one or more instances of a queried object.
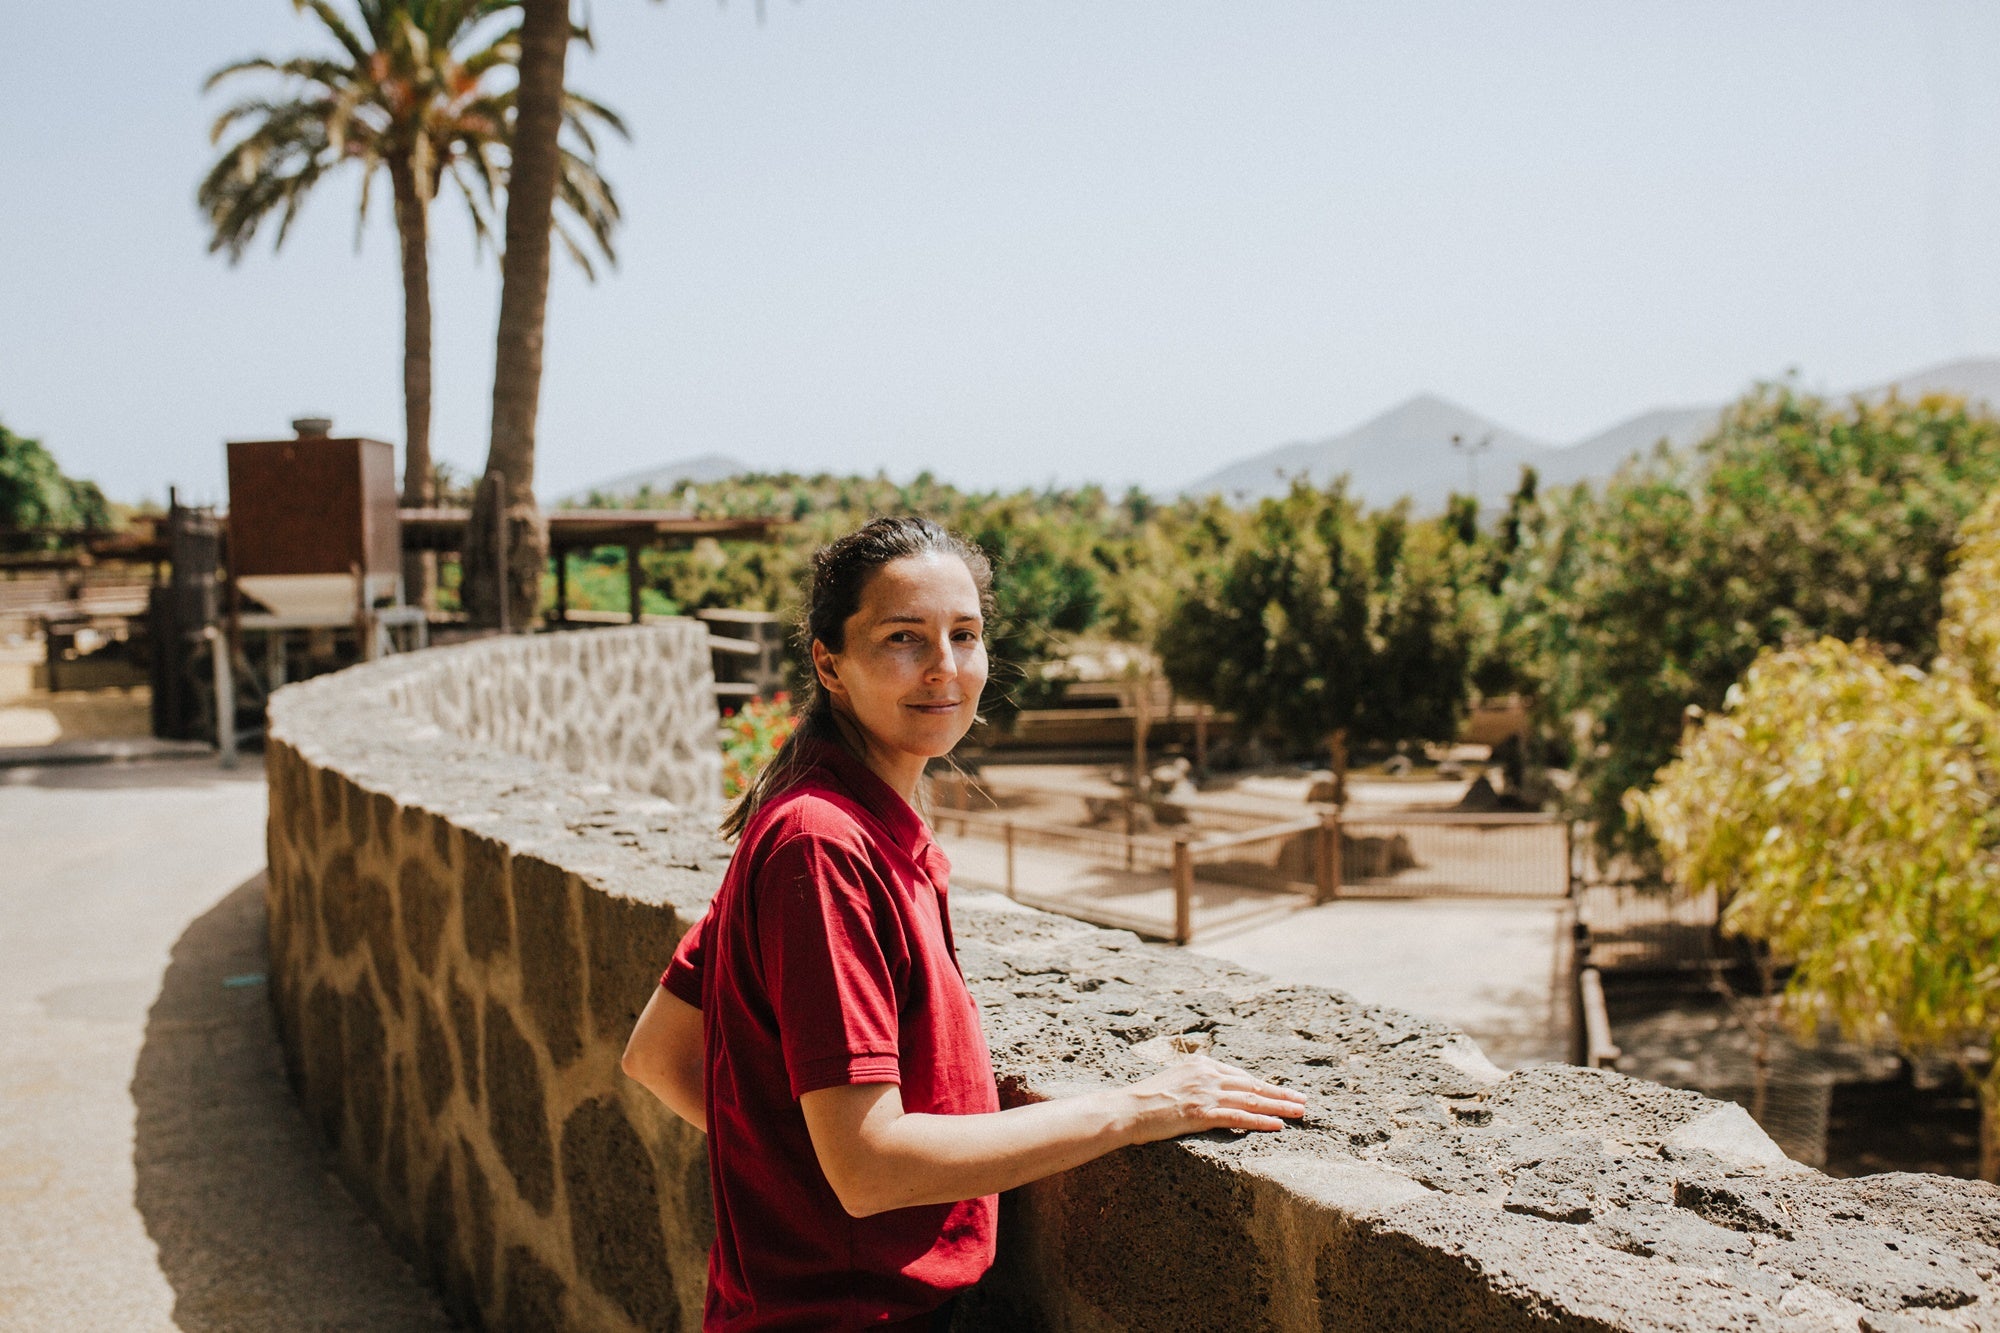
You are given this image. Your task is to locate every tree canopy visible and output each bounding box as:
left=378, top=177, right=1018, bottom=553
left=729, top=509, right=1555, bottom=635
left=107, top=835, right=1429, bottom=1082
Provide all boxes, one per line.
left=1519, top=387, right=2000, bottom=853
left=0, top=422, right=110, bottom=541
left=1632, top=489, right=2000, bottom=1182
left=1154, top=478, right=1477, bottom=767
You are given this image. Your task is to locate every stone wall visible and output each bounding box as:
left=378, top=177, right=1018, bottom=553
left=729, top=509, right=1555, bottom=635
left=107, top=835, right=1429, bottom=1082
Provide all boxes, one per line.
left=266, top=625, right=2000, bottom=1332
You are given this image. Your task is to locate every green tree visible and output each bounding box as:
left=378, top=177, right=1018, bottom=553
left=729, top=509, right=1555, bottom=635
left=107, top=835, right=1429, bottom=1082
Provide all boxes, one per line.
left=1631, top=487, right=2000, bottom=1180
left=1156, top=479, right=1473, bottom=793
left=201, top=0, right=624, bottom=604
left=1535, top=387, right=2000, bottom=854
left=0, top=423, right=110, bottom=543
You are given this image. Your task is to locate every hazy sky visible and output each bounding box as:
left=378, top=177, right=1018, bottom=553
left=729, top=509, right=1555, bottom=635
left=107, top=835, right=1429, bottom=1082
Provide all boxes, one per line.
left=6, top=2, right=2000, bottom=506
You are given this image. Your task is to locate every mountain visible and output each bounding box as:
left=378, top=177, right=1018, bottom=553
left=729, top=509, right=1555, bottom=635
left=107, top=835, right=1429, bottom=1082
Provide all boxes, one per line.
left=1188, top=356, right=2000, bottom=512
left=1180, top=394, right=1555, bottom=512
left=1861, top=356, right=2000, bottom=405
left=1533, top=405, right=1721, bottom=489
left=554, top=452, right=747, bottom=506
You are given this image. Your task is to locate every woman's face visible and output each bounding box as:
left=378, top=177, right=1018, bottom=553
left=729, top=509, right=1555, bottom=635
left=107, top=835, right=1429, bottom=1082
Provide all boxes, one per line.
left=813, top=553, right=988, bottom=778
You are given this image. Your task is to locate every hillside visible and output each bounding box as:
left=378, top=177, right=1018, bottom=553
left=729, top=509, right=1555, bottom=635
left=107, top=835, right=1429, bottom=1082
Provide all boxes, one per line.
left=1181, top=394, right=1555, bottom=511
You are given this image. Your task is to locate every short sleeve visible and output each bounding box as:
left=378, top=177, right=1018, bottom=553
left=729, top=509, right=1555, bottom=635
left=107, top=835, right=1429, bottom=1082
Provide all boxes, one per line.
left=756, top=833, right=906, bottom=1099
left=660, top=910, right=708, bottom=1008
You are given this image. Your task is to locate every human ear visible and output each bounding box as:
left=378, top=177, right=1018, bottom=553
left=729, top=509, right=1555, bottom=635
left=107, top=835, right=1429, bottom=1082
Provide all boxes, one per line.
left=811, top=639, right=849, bottom=706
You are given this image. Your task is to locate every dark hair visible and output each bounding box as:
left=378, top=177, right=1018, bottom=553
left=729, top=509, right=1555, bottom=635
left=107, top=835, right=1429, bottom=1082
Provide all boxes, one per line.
left=720, top=515, right=995, bottom=838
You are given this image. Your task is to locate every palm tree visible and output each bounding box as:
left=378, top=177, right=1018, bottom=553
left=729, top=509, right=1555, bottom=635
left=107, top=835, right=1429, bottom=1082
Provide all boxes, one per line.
left=462, top=0, right=568, bottom=631
left=199, top=0, right=625, bottom=607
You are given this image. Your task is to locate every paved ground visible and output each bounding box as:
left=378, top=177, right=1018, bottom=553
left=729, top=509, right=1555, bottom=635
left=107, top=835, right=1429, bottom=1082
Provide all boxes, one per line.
left=941, top=832, right=1575, bottom=1070
left=0, top=756, right=452, bottom=1331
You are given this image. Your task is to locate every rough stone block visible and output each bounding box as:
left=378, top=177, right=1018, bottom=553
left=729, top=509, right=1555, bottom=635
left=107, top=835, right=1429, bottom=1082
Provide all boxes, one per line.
left=512, top=852, right=583, bottom=1067
left=345, top=774, right=371, bottom=852
left=582, top=884, right=684, bottom=1047
left=1061, top=1141, right=1270, bottom=1329
left=562, top=1098, right=680, bottom=1331
left=423, top=1149, right=479, bottom=1325
left=483, top=1000, right=555, bottom=1214
left=318, top=851, right=364, bottom=957
left=368, top=788, right=396, bottom=856
left=344, top=983, right=388, bottom=1166
left=461, top=1135, right=497, bottom=1308
left=316, top=764, right=342, bottom=839
left=500, top=1245, right=569, bottom=1333
left=461, top=831, right=512, bottom=962
left=415, top=994, right=454, bottom=1120
left=384, top=1060, right=411, bottom=1228
left=359, top=871, right=403, bottom=1018
left=303, top=980, right=345, bottom=1148
left=432, top=814, right=455, bottom=871
left=448, top=971, right=481, bottom=1108
left=682, top=1148, right=715, bottom=1255
left=398, top=855, right=450, bottom=979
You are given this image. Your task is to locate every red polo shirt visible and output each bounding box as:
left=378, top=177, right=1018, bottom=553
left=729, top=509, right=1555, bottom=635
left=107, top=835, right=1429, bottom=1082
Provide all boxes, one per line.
left=662, top=740, right=1000, bottom=1331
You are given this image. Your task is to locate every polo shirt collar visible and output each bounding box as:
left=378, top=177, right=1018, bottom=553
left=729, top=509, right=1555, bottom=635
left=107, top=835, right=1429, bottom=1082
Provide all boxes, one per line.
left=799, top=738, right=936, bottom=862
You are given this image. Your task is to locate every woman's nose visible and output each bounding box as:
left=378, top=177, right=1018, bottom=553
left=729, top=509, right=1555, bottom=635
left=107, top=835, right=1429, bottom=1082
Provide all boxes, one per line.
left=922, top=635, right=956, bottom=681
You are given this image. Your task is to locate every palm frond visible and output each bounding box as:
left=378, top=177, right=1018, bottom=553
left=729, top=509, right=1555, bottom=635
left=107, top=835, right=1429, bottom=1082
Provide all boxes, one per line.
left=291, top=0, right=373, bottom=64
left=561, top=88, right=629, bottom=140
left=551, top=216, right=596, bottom=281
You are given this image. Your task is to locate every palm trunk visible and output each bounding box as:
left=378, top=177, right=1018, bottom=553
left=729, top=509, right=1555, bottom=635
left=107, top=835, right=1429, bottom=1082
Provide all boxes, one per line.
left=466, top=0, right=567, bottom=629
left=389, top=159, right=435, bottom=610
left=1979, top=1056, right=2000, bottom=1185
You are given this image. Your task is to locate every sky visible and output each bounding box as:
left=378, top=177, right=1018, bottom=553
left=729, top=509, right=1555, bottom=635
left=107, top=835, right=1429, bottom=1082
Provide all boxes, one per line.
left=5, top=2, right=2000, bottom=507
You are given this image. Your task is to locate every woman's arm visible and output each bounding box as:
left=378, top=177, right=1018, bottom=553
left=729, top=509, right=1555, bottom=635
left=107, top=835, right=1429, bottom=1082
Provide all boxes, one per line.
left=621, top=987, right=707, bottom=1132
left=799, top=1056, right=1304, bottom=1218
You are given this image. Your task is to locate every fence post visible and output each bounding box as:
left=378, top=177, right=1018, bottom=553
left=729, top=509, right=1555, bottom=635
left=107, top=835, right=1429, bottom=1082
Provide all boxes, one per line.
left=208, top=625, right=236, bottom=770
left=1578, top=966, right=1620, bottom=1069
left=1124, top=799, right=1136, bottom=870
left=1004, top=820, right=1016, bottom=901
left=1172, top=836, right=1193, bottom=946
left=1315, top=808, right=1340, bottom=903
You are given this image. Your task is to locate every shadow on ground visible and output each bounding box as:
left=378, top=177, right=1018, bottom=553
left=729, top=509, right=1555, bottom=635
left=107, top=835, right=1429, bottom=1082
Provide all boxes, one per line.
left=1, top=756, right=268, bottom=792
left=132, top=872, right=454, bottom=1331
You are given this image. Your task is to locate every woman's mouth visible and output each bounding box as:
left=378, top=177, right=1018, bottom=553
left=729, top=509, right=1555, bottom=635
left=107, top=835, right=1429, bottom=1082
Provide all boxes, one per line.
left=905, top=699, right=962, bottom=715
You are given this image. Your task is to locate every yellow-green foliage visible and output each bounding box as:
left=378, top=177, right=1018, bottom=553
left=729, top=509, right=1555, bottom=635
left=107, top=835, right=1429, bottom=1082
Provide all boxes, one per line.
left=1943, top=489, right=2000, bottom=705
left=1631, top=490, right=2000, bottom=1174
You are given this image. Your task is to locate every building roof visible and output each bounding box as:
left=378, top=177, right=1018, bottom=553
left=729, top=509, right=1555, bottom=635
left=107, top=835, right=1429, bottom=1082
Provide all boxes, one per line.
left=397, top=508, right=788, bottom=554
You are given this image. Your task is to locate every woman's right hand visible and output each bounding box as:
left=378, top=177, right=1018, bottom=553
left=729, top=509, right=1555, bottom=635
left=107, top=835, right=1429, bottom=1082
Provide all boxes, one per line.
left=1114, top=1055, right=1307, bottom=1143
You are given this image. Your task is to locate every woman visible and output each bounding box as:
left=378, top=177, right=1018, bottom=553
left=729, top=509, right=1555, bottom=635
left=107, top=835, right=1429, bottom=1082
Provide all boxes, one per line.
left=622, top=516, right=1305, bottom=1331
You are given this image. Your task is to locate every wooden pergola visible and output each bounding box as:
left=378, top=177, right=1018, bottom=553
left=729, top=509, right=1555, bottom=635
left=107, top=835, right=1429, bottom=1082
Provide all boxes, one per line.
left=398, top=508, right=788, bottom=622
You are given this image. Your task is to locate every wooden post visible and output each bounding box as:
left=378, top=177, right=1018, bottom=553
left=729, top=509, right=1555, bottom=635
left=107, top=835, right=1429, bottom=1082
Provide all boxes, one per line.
left=490, top=471, right=510, bottom=636
left=1124, top=799, right=1136, bottom=870
left=209, top=625, right=236, bottom=769
left=1315, top=808, right=1340, bottom=903
left=626, top=544, right=643, bottom=623
left=554, top=547, right=569, bottom=624
left=1172, top=837, right=1193, bottom=946
left=1004, top=820, right=1016, bottom=900
left=352, top=562, right=376, bottom=663
left=1194, top=705, right=1208, bottom=773
left=1579, top=967, right=1621, bottom=1068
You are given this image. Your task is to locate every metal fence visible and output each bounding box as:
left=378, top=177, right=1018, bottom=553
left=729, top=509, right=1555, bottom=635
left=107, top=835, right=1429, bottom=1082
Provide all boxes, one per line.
left=1575, top=882, right=1723, bottom=972
left=1334, top=812, right=1572, bottom=899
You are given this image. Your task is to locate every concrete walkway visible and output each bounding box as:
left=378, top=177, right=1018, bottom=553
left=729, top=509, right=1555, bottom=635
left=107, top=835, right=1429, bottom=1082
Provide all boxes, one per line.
left=941, top=832, right=1575, bottom=1069
left=0, top=756, right=451, bottom=1331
